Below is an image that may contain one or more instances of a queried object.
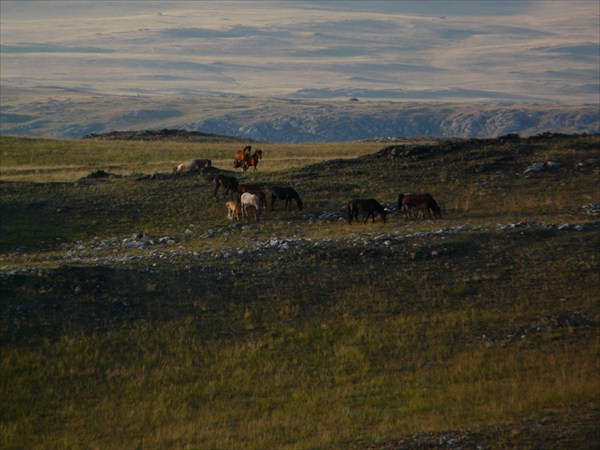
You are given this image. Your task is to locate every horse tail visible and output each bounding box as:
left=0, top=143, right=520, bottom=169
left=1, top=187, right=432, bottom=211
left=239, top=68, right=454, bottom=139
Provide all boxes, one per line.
left=348, top=201, right=354, bottom=224
left=212, top=175, right=220, bottom=198
left=432, top=201, right=441, bottom=217
left=427, top=195, right=442, bottom=218
left=380, top=204, right=388, bottom=222
left=397, top=194, right=404, bottom=213
left=259, top=192, right=267, bottom=209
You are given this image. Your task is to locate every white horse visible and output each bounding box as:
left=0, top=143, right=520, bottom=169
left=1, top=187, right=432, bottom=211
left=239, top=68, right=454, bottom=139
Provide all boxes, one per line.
left=173, top=159, right=211, bottom=173
left=241, top=192, right=260, bottom=221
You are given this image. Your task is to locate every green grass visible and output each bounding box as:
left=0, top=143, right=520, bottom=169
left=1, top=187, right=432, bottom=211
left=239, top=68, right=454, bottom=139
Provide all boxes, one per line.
left=4, top=321, right=596, bottom=449
left=1, top=133, right=599, bottom=448
left=0, top=136, right=383, bottom=182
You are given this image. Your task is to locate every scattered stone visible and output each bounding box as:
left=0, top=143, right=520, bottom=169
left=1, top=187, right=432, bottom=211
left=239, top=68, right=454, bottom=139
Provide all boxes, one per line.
left=546, top=160, right=561, bottom=169
left=3, top=218, right=599, bottom=272
left=523, top=162, right=545, bottom=174
left=580, top=203, right=600, bottom=215
left=523, top=160, right=562, bottom=175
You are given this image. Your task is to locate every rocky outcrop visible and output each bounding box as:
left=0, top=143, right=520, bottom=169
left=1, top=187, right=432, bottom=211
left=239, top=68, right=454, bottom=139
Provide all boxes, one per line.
left=186, top=105, right=599, bottom=143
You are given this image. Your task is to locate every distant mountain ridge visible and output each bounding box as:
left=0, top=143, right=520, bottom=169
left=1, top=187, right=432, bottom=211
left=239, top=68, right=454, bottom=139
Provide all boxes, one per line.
left=184, top=105, right=599, bottom=143
left=1, top=87, right=598, bottom=143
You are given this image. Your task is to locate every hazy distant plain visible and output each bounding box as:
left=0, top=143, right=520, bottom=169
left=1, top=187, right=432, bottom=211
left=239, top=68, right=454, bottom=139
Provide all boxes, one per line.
left=2, top=1, right=599, bottom=103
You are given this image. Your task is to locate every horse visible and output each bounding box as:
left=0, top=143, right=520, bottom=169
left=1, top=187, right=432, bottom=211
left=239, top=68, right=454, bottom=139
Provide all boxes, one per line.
left=225, top=200, right=241, bottom=221
left=348, top=199, right=388, bottom=224
left=194, top=159, right=212, bottom=169
left=236, top=184, right=268, bottom=209
left=246, top=149, right=263, bottom=171
left=241, top=192, right=260, bottom=221
left=212, top=174, right=239, bottom=199
left=233, top=145, right=252, bottom=170
left=173, top=159, right=211, bottom=173
left=270, top=186, right=303, bottom=211
left=397, top=193, right=441, bottom=219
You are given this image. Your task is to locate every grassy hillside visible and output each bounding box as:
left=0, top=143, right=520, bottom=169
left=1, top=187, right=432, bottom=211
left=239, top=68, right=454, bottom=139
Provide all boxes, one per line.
left=1, top=133, right=599, bottom=448
left=0, top=135, right=384, bottom=183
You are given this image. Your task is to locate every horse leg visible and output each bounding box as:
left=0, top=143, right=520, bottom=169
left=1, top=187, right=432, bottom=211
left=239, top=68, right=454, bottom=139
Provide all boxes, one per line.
left=407, top=206, right=417, bottom=220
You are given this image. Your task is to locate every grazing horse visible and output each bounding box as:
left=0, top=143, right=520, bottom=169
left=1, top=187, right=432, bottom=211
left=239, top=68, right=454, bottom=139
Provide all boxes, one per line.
left=174, top=159, right=211, bottom=173
left=348, top=199, right=388, bottom=224
left=236, top=184, right=268, bottom=209
left=212, top=174, right=239, bottom=199
left=245, top=149, right=263, bottom=171
left=233, top=145, right=252, bottom=170
left=226, top=200, right=241, bottom=221
left=241, top=192, right=260, bottom=221
left=398, top=193, right=441, bottom=219
left=270, top=186, right=303, bottom=211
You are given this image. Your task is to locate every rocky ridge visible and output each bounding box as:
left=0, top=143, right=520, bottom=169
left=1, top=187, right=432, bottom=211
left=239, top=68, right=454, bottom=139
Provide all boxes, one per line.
left=2, top=218, right=598, bottom=274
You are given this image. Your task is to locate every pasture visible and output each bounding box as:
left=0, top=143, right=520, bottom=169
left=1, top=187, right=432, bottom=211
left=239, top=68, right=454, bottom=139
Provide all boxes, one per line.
left=1, top=133, right=599, bottom=449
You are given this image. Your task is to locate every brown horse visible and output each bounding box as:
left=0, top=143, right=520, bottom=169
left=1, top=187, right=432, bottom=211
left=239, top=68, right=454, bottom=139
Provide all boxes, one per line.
left=236, top=184, right=267, bottom=209
left=212, top=174, right=239, bottom=199
left=233, top=145, right=252, bottom=170
left=398, top=193, right=441, bottom=219
left=348, top=199, right=388, bottom=224
left=270, top=186, right=303, bottom=211
left=246, top=149, right=263, bottom=171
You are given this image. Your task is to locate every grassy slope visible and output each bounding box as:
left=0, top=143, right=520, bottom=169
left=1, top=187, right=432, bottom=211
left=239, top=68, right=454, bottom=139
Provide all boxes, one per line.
left=0, top=134, right=599, bottom=449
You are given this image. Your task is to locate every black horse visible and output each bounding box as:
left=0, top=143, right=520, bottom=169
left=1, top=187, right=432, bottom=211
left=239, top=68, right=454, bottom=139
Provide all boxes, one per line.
left=271, top=186, right=303, bottom=211
left=348, top=199, right=387, bottom=224
left=212, top=174, right=239, bottom=199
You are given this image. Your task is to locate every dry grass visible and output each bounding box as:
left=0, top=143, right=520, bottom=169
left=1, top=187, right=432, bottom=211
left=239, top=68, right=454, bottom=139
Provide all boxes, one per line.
left=1, top=133, right=599, bottom=448
left=0, top=136, right=383, bottom=182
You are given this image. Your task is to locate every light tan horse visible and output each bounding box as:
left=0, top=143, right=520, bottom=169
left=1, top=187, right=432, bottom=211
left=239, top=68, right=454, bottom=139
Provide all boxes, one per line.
left=226, top=200, right=241, bottom=221
left=241, top=192, right=260, bottom=221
